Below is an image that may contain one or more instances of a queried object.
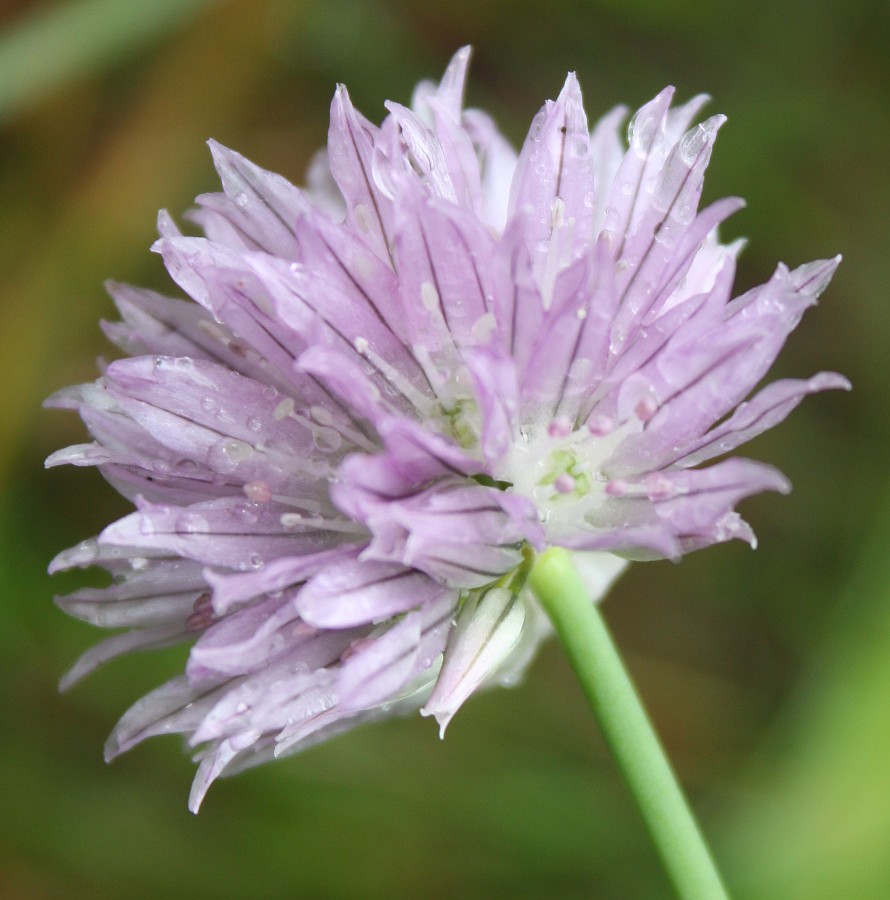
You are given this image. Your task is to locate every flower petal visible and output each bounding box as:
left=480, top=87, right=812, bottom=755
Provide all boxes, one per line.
left=421, top=587, right=526, bottom=736
left=99, top=496, right=355, bottom=571
left=675, top=372, right=852, bottom=468
left=296, top=558, right=449, bottom=627
left=60, top=624, right=190, bottom=692
left=508, top=72, right=595, bottom=291
left=193, top=140, right=310, bottom=258
left=327, top=85, right=394, bottom=264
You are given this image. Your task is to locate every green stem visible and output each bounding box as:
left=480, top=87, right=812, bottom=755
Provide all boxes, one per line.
left=528, top=547, right=729, bottom=900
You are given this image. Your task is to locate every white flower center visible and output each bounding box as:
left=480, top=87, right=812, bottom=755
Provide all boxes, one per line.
left=502, top=417, right=638, bottom=533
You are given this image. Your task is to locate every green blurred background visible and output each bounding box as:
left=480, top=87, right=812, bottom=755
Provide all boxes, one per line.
left=1, top=0, right=887, bottom=897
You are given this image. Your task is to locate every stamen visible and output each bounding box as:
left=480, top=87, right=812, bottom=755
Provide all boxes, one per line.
left=548, top=416, right=573, bottom=438
left=588, top=414, right=614, bottom=436
left=186, top=591, right=215, bottom=631
left=244, top=481, right=273, bottom=503
left=635, top=396, right=658, bottom=422
left=606, top=479, right=629, bottom=497
left=271, top=495, right=323, bottom=514
left=644, top=473, right=677, bottom=500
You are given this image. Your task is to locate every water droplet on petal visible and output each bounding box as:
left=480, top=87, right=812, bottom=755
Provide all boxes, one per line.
left=232, top=503, right=259, bottom=525
left=174, top=458, right=199, bottom=475
left=225, top=440, right=253, bottom=462
left=420, top=281, right=440, bottom=311
left=273, top=397, right=295, bottom=421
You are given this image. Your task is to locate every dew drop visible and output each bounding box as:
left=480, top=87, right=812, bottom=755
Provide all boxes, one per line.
left=567, top=357, right=592, bottom=380
left=174, top=458, right=199, bottom=475
left=674, top=202, right=693, bottom=224
left=568, top=135, right=588, bottom=158
left=420, top=281, right=440, bottom=311
left=232, top=503, right=259, bottom=525
left=354, top=203, right=373, bottom=233
left=224, top=440, right=253, bottom=463
left=273, top=397, right=295, bottom=421
left=470, top=312, right=497, bottom=343
left=176, top=512, right=209, bottom=534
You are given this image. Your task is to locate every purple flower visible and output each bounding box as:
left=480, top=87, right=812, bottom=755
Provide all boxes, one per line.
left=48, top=48, right=848, bottom=811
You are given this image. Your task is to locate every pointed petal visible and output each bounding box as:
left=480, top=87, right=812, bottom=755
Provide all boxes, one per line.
left=611, top=115, right=727, bottom=344
left=422, top=587, right=525, bottom=736
left=195, top=140, right=310, bottom=258
left=336, top=611, right=422, bottom=710
left=105, top=674, right=227, bottom=760
left=56, top=557, right=206, bottom=628
left=296, top=559, right=447, bottom=627
left=463, top=108, right=518, bottom=231
left=99, top=496, right=354, bottom=571
left=608, top=258, right=841, bottom=476
left=508, top=73, right=595, bottom=291
left=60, top=624, right=189, bottom=691
left=327, top=85, right=394, bottom=264
left=204, top=543, right=365, bottom=614
left=394, top=187, right=498, bottom=355
left=601, top=86, right=675, bottom=258
left=187, top=593, right=302, bottom=678
left=675, top=372, right=851, bottom=468
left=337, top=590, right=457, bottom=712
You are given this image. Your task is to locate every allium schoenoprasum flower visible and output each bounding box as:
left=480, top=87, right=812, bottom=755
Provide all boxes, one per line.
left=47, top=47, right=849, bottom=811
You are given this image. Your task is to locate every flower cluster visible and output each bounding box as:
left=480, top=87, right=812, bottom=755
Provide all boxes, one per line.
left=49, top=48, right=847, bottom=810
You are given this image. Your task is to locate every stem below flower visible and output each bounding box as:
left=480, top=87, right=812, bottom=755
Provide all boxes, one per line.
left=528, top=547, right=729, bottom=900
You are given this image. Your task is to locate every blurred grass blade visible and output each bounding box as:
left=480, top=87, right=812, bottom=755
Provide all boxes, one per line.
left=723, top=485, right=890, bottom=899
left=0, top=0, right=222, bottom=121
